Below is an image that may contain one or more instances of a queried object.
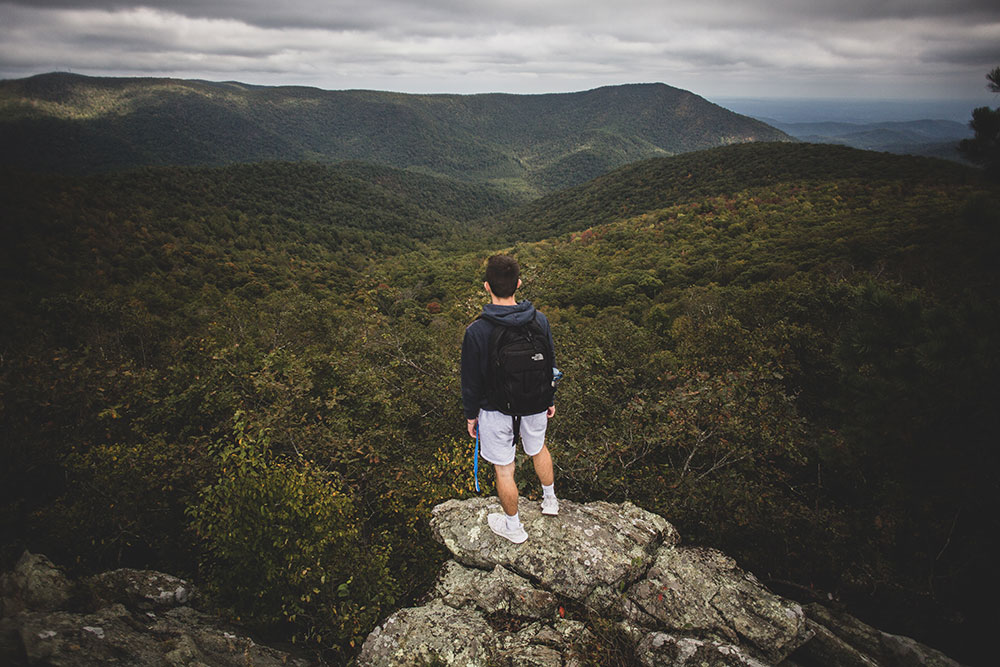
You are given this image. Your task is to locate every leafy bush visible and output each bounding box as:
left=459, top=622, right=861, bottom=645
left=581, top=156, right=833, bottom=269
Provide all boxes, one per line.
left=187, top=413, right=396, bottom=654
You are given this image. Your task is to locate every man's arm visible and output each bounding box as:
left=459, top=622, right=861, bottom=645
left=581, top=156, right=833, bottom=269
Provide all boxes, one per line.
left=460, top=325, right=485, bottom=437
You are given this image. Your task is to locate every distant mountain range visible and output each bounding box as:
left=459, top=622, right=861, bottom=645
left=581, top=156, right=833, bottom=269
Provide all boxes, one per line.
left=759, top=117, right=971, bottom=162
left=0, top=73, right=790, bottom=195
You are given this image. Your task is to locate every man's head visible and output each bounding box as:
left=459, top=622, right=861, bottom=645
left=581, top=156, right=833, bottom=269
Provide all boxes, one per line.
left=484, top=254, right=520, bottom=298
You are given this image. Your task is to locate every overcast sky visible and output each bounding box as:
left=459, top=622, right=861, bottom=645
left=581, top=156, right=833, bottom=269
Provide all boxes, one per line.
left=2, top=0, right=998, bottom=104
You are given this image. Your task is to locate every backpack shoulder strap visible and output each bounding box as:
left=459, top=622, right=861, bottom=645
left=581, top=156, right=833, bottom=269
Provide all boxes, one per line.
left=486, top=319, right=507, bottom=368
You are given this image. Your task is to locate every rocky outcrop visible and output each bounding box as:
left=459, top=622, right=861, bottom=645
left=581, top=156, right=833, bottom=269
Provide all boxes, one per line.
left=430, top=497, right=678, bottom=607
left=3, top=500, right=964, bottom=666
left=0, top=550, right=310, bottom=666
left=0, top=553, right=72, bottom=617
left=795, top=602, right=961, bottom=667
left=358, top=497, right=964, bottom=666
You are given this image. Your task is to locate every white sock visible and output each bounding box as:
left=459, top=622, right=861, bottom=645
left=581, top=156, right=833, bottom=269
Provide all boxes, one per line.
left=505, top=512, right=521, bottom=531
left=542, top=483, right=556, bottom=499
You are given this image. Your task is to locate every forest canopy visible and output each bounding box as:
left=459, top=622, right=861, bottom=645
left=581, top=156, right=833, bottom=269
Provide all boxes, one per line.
left=2, top=142, right=998, bottom=664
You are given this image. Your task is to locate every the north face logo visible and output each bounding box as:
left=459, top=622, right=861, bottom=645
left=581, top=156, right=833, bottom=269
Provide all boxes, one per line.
left=531, top=353, right=544, bottom=361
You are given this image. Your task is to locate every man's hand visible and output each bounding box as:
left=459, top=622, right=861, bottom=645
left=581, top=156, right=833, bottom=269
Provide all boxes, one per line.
left=546, top=405, right=556, bottom=418
left=467, top=418, right=478, bottom=439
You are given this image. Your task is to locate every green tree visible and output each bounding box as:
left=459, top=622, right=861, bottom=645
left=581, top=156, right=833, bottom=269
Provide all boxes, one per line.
left=187, top=413, right=396, bottom=656
left=959, top=66, right=1000, bottom=179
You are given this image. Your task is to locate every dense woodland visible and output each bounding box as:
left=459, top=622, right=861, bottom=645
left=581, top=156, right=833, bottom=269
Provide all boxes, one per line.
left=2, top=141, right=999, bottom=664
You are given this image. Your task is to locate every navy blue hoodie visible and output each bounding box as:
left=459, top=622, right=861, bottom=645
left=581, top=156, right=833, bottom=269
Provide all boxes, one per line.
left=461, top=300, right=556, bottom=419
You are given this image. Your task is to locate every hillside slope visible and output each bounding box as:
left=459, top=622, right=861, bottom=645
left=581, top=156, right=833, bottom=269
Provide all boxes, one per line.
left=0, top=73, right=790, bottom=194
left=0, top=160, right=511, bottom=316
left=494, top=142, right=982, bottom=240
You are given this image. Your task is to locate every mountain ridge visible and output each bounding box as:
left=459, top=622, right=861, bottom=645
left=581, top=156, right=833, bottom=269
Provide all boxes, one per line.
left=0, top=73, right=791, bottom=194
left=493, top=142, right=981, bottom=241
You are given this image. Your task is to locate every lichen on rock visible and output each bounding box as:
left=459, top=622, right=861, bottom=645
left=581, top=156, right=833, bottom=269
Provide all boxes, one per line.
left=358, top=600, right=497, bottom=666
left=429, top=497, right=675, bottom=603
left=433, top=560, right=560, bottom=618
left=623, top=544, right=809, bottom=662
left=86, top=567, right=195, bottom=611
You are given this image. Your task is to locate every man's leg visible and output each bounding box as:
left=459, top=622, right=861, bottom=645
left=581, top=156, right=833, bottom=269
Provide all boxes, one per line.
left=489, top=460, right=528, bottom=543
left=531, top=443, right=559, bottom=516
left=530, top=444, right=554, bottom=487
left=494, top=461, right=519, bottom=516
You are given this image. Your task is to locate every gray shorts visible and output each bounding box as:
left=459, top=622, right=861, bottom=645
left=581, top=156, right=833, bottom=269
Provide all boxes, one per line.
left=478, top=409, right=548, bottom=466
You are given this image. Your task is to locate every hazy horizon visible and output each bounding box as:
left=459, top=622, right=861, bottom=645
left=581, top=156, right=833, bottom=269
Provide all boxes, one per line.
left=714, top=96, right=987, bottom=124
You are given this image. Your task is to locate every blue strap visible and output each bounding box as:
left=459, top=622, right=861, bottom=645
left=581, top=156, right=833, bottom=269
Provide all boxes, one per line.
left=473, top=424, right=481, bottom=492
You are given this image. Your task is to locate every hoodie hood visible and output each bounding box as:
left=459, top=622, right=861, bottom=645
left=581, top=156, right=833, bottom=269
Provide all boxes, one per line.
left=480, top=300, right=537, bottom=327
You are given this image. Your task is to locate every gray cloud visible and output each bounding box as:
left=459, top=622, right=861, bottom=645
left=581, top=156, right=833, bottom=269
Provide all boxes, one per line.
left=10, top=0, right=1000, bottom=29
left=1, top=0, right=998, bottom=99
left=923, top=43, right=1000, bottom=68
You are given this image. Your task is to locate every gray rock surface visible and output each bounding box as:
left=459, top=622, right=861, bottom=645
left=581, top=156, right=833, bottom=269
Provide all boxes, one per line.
left=12, top=604, right=304, bottom=666
left=0, top=550, right=310, bottom=667
left=359, top=607, right=594, bottom=667
left=358, top=600, right=498, bottom=666
left=634, top=629, right=771, bottom=667
left=433, top=560, right=560, bottom=618
left=796, top=618, right=881, bottom=667
left=624, top=545, right=808, bottom=662
left=499, top=619, right=592, bottom=666
left=361, top=498, right=965, bottom=667
left=0, top=551, right=73, bottom=615
left=430, top=497, right=677, bottom=604
left=794, top=602, right=962, bottom=667
left=86, top=567, right=195, bottom=611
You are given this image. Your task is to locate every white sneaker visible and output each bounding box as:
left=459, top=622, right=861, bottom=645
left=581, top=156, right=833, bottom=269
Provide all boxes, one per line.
left=488, top=512, right=528, bottom=544
left=541, top=496, right=559, bottom=516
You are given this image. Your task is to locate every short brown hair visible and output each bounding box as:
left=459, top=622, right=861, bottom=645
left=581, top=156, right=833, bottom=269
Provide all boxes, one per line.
left=485, top=254, right=519, bottom=298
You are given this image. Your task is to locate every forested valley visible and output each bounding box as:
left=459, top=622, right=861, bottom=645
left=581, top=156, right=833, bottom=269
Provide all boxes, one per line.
left=2, top=142, right=999, bottom=664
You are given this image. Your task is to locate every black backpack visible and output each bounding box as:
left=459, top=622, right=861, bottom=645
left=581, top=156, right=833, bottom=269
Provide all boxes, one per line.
left=486, top=312, right=555, bottom=416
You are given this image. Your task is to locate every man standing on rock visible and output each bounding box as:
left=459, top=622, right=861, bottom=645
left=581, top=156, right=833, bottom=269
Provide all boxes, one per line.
left=461, top=254, right=559, bottom=544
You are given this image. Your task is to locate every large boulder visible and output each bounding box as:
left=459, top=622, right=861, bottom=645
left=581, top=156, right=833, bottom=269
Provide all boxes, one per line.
left=357, top=600, right=498, bottom=666
left=624, top=545, right=808, bottom=662
left=361, top=498, right=964, bottom=666
left=430, top=497, right=677, bottom=606
left=0, top=550, right=310, bottom=667
left=362, top=497, right=809, bottom=665
left=0, top=551, right=73, bottom=616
